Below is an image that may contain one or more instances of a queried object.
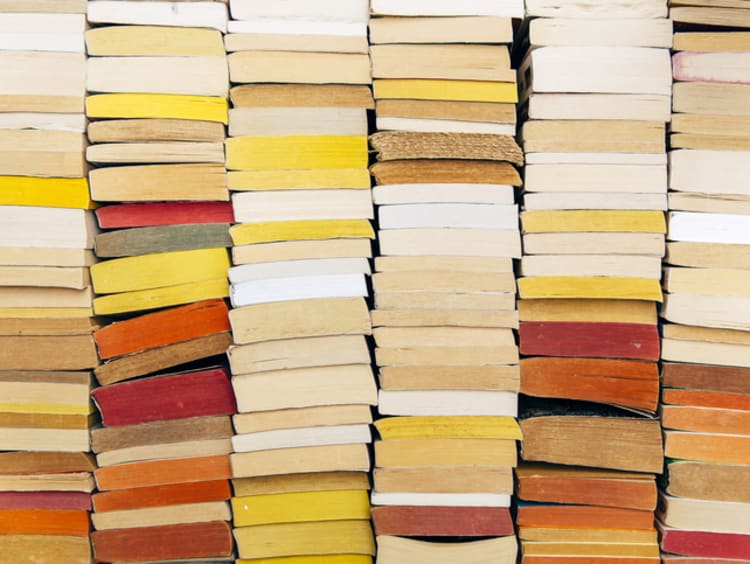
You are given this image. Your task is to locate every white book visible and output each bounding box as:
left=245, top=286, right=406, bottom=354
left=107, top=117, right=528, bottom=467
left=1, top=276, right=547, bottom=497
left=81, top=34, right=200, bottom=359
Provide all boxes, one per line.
left=670, top=150, right=750, bottom=196
left=232, top=190, right=374, bottom=223
left=87, top=1, right=228, bottom=32
left=668, top=212, right=750, bottom=245
left=521, top=255, right=663, bottom=278
left=530, top=17, right=673, bottom=48
left=373, top=184, right=514, bottom=205
left=0, top=51, right=85, bottom=98
left=0, top=113, right=86, bottom=132
left=525, top=164, right=667, bottom=193
left=227, top=19, right=366, bottom=37
left=230, top=0, right=369, bottom=23
left=231, top=273, right=368, bottom=307
left=524, top=46, right=672, bottom=96
left=0, top=207, right=96, bottom=249
left=0, top=14, right=85, bottom=52
left=371, top=0, right=524, bottom=17
left=673, top=52, right=750, bottom=85
left=525, top=153, right=667, bottom=165
left=378, top=390, right=518, bottom=417
left=229, top=258, right=371, bottom=284
left=528, top=93, right=672, bottom=121
left=379, top=203, right=518, bottom=230
left=229, top=107, right=367, bottom=137
left=232, top=424, right=371, bottom=453
left=371, top=492, right=512, bottom=508
left=376, top=117, right=516, bottom=135
left=526, top=0, right=667, bottom=18
left=524, top=192, right=667, bottom=211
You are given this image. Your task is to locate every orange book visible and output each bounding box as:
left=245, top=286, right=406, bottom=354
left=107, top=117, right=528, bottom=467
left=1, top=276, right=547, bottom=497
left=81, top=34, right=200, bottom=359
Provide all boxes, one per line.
left=0, top=509, right=90, bottom=536
left=95, top=455, right=231, bottom=492
left=93, top=480, right=232, bottom=512
left=517, top=505, right=655, bottom=530
left=662, top=405, right=750, bottom=435
left=662, top=388, right=750, bottom=411
left=94, top=299, right=230, bottom=359
left=525, top=558, right=658, bottom=564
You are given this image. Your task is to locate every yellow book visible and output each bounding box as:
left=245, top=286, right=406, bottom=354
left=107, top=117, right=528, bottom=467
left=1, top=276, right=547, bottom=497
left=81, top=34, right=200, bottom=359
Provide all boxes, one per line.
left=90, top=248, right=230, bottom=294
left=232, top=490, right=371, bottom=527
left=375, top=416, right=522, bottom=440
left=85, top=26, right=225, bottom=57
left=226, top=135, right=368, bottom=171
left=231, top=220, right=375, bottom=246
left=374, top=79, right=518, bottom=103
left=86, top=94, right=229, bottom=124
left=0, top=402, right=92, bottom=416
left=237, top=556, right=371, bottom=564
left=234, top=520, right=375, bottom=560
left=93, top=278, right=229, bottom=316
left=0, top=177, right=93, bottom=209
left=228, top=169, right=371, bottom=191
left=518, top=276, right=663, bottom=302
left=0, top=308, right=93, bottom=318
left=522, top=210, right=666, bottom=234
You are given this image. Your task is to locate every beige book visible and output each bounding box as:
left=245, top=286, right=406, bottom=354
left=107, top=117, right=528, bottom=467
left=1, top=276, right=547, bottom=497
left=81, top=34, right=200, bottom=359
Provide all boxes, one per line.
left=669, top=192, right=750, bottom=215
left=88, top=119, right=225, bottom=143
left=370, top=16, right=512, bottom=44
left=671, top=6, right=750, bottom=28
left=672, top=114, right=750, bottom=138
left=92, top=501, right=231, bottom=531
left=671, top=133, right=750, bottom=151
left=228, top=51, right=371, bottom=85
left=0, top=130, right=85, bottom=178
left=523, top=120, right=665, bottom=153
left=0, top=0, right=86, bottom=12
left=96, top=439, right=232, bottom=468
left=379, top=365, right=520, bottom=392
left=525, top=164, right=666, bottom=193
left=674, top=31, right=750, bottom=52
left=229, top=297, right=371, bottom=344
left=379, top=229, right=521, bottom=257
left=0, top=52, right=84, bottom=113
left=376, top=345, right=518, bottom=367
left=232, top=189, right=373, bottom=222
left=0, top=248, right=94, bottom=268
left=662, top=324, right=750, bottom=368
left=673, top=82, right=750, bottom=116
left=531, top=17, right=672, bottom=48
left=232, top=239, right=372, bottom=265
left=0, top=286, right=92, bottom=309
left=0, top=427, right=89, bottom=452
left=229, top=107, right=367, bottom=137
left=375, top=438, right=517, bottom=467
left=374, top=326, right=515, bottom=348
left=233, top=405, right=372, bottom=435
left=523, top=233, right=665, bottom=256
left=87, top=56, right=229, bottom=97
left=667, top=241, right=750, bottom=269
left=375, top=466, right=513, bottom=494
left=0, top=266, right=90, bottom=290
left=524, top=192, right=667, bottom=211
left=374, top=270, right=515, bottom=293
left=376, top=535, right=517, bottom=564
left=376, top=255, right=512, bottom=273
left=665, top=267, right=750, bottom=296
left=231, top=443, right=370, bottom=478
left=86, top=142, right=225, bottom=164
left=662, top=293, right=750, bottom=332
left=233, top=471, right=370, bottom=496
left=519, top=299, right=657, bottom=324
left=0, top=472, right=93, bottom=492
left=225, top=33, right=367, bottom=54
left=527, top=93, right=671, bottom=122
left=85, top=25, right=225, bottom=56
left=376, top=291, right=515, bottom=311
left=371, top=309, right=518, bottom=329
left=520, top=255, right=662, bottom=279
left=231, top=365, right=376, bottom=413
left=371, top=44, right=513, bottom=82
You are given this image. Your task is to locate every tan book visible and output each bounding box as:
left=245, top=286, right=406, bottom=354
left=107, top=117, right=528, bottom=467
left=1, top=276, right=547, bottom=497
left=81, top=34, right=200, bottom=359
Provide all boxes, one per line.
left=0, top=130, right=85, bottom=178
left=0, top=317, right=99, bottom=336
left=89, top=163, right=228, bottom=202
left=667, top=241, right=750, bottom=269
left=230, top=84, right=374, bottom=109
left=88, top=119, right=225, bottom=143
left=0, top=535, right=91, bottom=564
left=228, top=51, right=371, bottom=85
left=377, top=100, right=515, bottom=125
left=376, top=438, right=517, bottom=467
left=92, top=500, right=231, bottom=530
left=225, top=33, right=367, bottom=54
left=371, top=131, right=523, bottom=165
left=667, top=460, right=750, bottom=503
left=375, top=347, right=518, bottom=367
left=0, top=266, right=90, bottom=290
left=233, top=471, right=369, bottom=497
left=96, top=438, right=232, bottom=467
left=229, top=107, right=367, bottom=137
left=519, top=299, right=657, bottom=324
left=523, top=120, right=665, bottom=153
left=523, top=233, right=665, bottom=256
left=371, top=44, right=513, bottom=82
left=0, top=248, right=94, bottom=268
left=672, top=114, right=750, bottom=140
left=0, top=335, right=97, bottom=370
left=373, top=271, right=515, bottom=293
left=376, top=255, right=512, bottom=273
left=374, top=326, right=515, bottom=348
left=0, top=471, right=94, bottom=492
left=674, top=31, right=750, bottom=52
left=371, top=309, right=518, bottom=329
left=379, top=365, right=520, bottom=392
left=233, top=405, right=372, bottom=435
left=377, top=535, right=516, bottom=564
left=670, top=6, right=750, bottom=28
left=231, top=444, right=370, bottom=478
left=85, top=25, right=225, bottom=56
left=87, top=56, right=229, bottom=97
left=370, top=16, right=512, bottom=44
left=0, top=0, right=86, bottom=12
left=375, top=466, right=513, bottom=494
left=231, top=365, right=376, bottom=413
left=376, top=291, right=515, bottom=311
left=520, top=255, right=662, bottom=279
left=86, top=142, right=225, bottom=164
left=0, top=286, right=92, bottom=309
left=673, top=82, right=750, bottom=116
left=371, top=159, right=521, bottom=186
left=230, top=298, right=371, bottom=345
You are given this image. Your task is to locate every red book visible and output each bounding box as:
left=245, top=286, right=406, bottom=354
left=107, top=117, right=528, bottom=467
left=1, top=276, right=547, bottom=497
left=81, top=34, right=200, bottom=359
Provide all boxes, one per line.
left=91, top=368, right=236, bottom=427
left=0, top=492, right=91, bottom=511
left=96, top=202, right=235, bottom=229
left=372, top=506, right=514, bottom=537
left=519, top=322, right=660, bottom=361
left=92, top=521, right=233, bottom=562
left=93, top=480, right=231, bottom=512
left=660, top=526, right=750, bottom=559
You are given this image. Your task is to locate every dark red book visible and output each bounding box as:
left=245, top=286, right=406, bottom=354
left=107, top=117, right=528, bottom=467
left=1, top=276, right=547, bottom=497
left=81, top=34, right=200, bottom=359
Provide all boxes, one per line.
left=92, top=521, right=233, bottom=562
left=660, top=525, right=750, bottom=559
left=91, top=368, right=236, bottom=427
left=96, top=202, right=235, bottom=229
left=0, top=492, right=91, bottom=511
left=372, top=506, right=514, bottom=537
left=519, top=322, right=660, bottom=361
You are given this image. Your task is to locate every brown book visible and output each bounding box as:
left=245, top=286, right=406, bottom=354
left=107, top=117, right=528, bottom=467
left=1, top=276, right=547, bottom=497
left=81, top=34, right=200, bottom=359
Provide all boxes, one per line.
left=233, top=471, right=370, bottom=497
left=0, top=451, right=95, bottom=474
left=371, top=159, right=522, bottom=186
left=88, top=118, right=225, bottom=143
left=371, top=132, right=523, bottom=165
left=0, top=335, right=97, bottom=371
left=0, top=534, right=91, bottom=564
left=662, top=362, right=750, bottom=394
left=376, top=99, right=516, bottom=124
left=0, top=317, right=99, bottom=337
left=667, top=460, right=750, bottom=503
left=373, top=506, right=514, bottom=537
left=522, top=120, right=665, bottom=153
left=230, top=84, right=374, bottom=109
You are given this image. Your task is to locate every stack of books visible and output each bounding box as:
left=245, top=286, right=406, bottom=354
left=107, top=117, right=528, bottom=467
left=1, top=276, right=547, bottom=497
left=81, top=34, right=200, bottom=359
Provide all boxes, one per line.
left=515, top=0, right=671, bottom=561
left=660, top=3, right=750, bottom=560
left=84, top=1, right=237, bottom=561
left=0, top=3, right=97, bottom=562
left=368, top=1, right=524, bottom=561
left=223, top=0, right=377, bottom=561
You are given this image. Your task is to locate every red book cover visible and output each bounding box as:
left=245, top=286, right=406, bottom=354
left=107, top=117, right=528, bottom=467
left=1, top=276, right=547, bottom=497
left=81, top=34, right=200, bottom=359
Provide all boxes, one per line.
left=661, top=526, right=750, bottom=559
left=91, top=368, right=236, bottom=427
left=93, top=480, right=231, bottom=512
left=372, top=506, right=514, bottom=537
left=96, top=202, right=235, bottom=229
left=0, top=492, right=91, bottom=511
left=92, top=521, right=233, bottom=562
left=519, top=322, right=660, bottom=361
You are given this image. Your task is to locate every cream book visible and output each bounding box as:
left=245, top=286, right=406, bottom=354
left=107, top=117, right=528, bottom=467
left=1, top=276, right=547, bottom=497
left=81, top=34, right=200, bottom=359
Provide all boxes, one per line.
left=232, top=424, right=372, bottom=453
left=379, top=204, right=518, bottom=230
left=370, top=0, right=523, bottom=17
left=376, top=116, right=515, bottom=135
left=378, top=390, right=518, bottom=417
left=528, top=93, right=671, bottom=122
left=0, top=206, right=96, bottom=249
left=87, top=1, right=229, bottom=32
left=372, top=492, right=511, bottom=507
left=232, top=190, right=374, bottom=223
left=230, top=258, right=370, bottom=284
left=525, top=164, right=667, bottom=193
left=0, top=13, right=85, bottom=52
left=530, top=17, right=672, bottom=48
left=229, top=0, right=369, bottom=24
left=525, top=0, right=667, bottom=18
left=373, top=184, right=514, bottom=205
left=670, top=150, right=750, bottom=196
left=376, top=535, right=517, bottom=564
left=524, top=192, right=667, bottom=211
left=369, top=16, right=513, bottom=45
left=229, top=108, right=367, bottom=137
left=379, top=229, right=521, bottom=258
left=521, top=255, right=662, bottom=279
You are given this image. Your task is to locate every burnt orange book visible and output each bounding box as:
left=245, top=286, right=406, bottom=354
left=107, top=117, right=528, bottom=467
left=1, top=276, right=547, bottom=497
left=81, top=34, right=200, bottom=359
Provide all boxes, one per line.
left=0, top=452, right=95, bottom=474
left=662, top=404, right=750, bottom=435
left=93, top=480, right=231, bottom=512
left=662, top=388, right=750, bottom=411
left=521, top=357, right=659, bottom=414
left=517, top=504, right=655, bottom=530
left=662, top=362, right=750, bottom=395
left=516, top=464, right=657, bottom=511
left=525, top=558, right=658, bottom=564
left=664, top=431, right=750, bottom=465
left=95, top=455, right=231, bottom=491
left=94, top=299, right=230, bottom=359
left=92, top=521, right=233, bottom=562
left=0, top=509, right=90, bottom=536
left=371, top=159, right=521, bottom=186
